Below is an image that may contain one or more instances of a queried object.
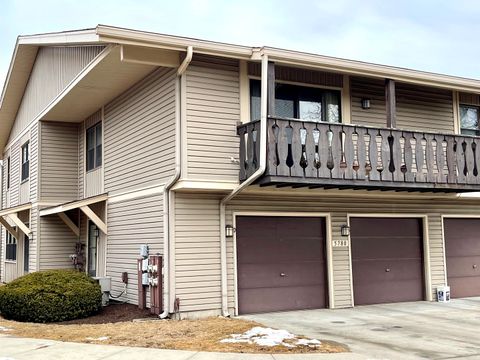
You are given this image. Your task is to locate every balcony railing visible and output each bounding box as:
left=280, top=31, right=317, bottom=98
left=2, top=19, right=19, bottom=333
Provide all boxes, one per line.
left=237, top=117, right=480, bottom=191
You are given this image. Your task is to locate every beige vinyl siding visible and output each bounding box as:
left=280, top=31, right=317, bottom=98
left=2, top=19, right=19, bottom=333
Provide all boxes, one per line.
left=247, top=63, right=344, bottom=87
left=40, top=122, right=79, bottom=202
left=29, top=123, right=39, bottom=203
left=459, top=92, right=480, bottom=106
left=8, top=46, right=105, bottom=143
left=8, top=141, right=20, bottom=207
left=29, top=206, right=38, bottom=272
left=174, top=194, right=222, bottom=313
left=104, top=67, right=176, bottom=194
left=351, top=77, right=454, bottom=133
left=38, top=212, right=78, bottom=270
left=106, top=194, right=163, bottom=304
left=85, top=169, right=103, bottom=197
left=185, top=55, right=240, bottom=182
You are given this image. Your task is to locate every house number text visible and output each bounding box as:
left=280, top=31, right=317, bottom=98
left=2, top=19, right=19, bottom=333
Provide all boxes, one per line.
left=332, top=240, right=349, bottom=247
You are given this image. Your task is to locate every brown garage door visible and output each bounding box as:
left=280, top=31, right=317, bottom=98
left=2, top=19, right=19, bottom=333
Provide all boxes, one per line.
left=444, top=218, right=480, bottom=298
left=351, top=218, right=424, bottom=305
left=236, top=216, right=327, bottom=314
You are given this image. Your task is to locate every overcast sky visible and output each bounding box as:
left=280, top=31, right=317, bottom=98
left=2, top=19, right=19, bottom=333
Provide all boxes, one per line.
left=1, top=0, right=480, bottom=88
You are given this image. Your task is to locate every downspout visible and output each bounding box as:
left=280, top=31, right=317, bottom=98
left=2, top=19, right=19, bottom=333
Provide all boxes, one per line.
left=160, top=46, right=193, bottom=319
left=219, top=52, right=269, bottom=316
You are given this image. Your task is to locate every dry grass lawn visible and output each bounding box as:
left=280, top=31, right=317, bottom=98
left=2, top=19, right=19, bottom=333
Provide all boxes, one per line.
left=0, top=316, right=347, bottom=354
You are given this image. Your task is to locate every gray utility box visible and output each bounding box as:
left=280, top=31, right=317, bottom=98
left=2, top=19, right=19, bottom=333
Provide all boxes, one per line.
left=93, top=277, right=112, bottom=306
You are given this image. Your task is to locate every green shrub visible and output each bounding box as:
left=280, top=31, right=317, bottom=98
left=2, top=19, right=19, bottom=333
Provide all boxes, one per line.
left=0, top=269, right=102, bottom=323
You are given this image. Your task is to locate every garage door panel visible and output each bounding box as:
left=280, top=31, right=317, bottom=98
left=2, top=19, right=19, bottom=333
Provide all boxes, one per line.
left=350, top=218, right=421, bottom=237
left=238, top=261, right=326, bottom=289
left=352, top=236, right=422, bottom=259
left=354, top=279, right=424, bottom=305
left=238, top=285, right=326, bottom=314
left=351, top=217, right=424, bottom=306
left=352, top=259, right=423, bottom=283
left=446, top=256, right=480, bottom=277
left=448, top=276, right=480, bottom=298
left=237, top=216, right=326, bottom=314
left=444, top=218, right=480, bottom=298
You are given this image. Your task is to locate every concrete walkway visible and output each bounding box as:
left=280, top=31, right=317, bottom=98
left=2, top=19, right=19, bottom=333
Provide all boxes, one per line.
left=244, top=297, right=480, bottom=360
left=0, top=335, right=364, bottom=360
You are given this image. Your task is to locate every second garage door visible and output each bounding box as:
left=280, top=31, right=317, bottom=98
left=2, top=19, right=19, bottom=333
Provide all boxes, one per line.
left=236, top=216, right=327, bottom=314
left=351, top=217, right=424, bottom=305
left=444, top=218, right=480, bottom=298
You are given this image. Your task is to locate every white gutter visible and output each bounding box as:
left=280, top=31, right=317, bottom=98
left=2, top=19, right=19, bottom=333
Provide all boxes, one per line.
left=160, top=46, right=193, bottom=319
left=219, top=53, right=269, bottom=317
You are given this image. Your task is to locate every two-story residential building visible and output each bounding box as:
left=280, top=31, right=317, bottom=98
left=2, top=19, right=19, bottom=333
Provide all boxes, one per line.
left=1, top=25, right=480, bottom=318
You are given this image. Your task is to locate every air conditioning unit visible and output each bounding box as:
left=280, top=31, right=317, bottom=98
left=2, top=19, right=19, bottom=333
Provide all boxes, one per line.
left=93, top=277, right=111, bottom=306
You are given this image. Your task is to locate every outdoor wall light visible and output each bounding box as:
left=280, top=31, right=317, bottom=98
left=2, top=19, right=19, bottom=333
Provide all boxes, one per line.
left=93, top=228, right=100, bottom=238
left=225, top=225, right=235, bottom=238
left=361, top=98, right=371, bottom=110
left=340, top=225, right=351, bottom=237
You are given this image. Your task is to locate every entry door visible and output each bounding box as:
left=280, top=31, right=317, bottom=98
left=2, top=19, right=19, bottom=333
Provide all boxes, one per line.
left=351, top=217, right=424, bottom=305
left=87, top=221, right=98, bottom=277
left=23, top=233, right=29, bottom=273
left=444, top=218, right=480, bottom=298
left=236, top=216, right=327, bottom=314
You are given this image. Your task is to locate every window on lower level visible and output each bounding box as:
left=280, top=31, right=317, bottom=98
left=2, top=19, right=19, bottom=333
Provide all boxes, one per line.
left=250, top=79, right=341, bottom=123
left=21, top=142, right=29, bottom=181
left=460, top=105, right=480, bottom=136
left=6, top=230, right=17, bottom=261
left=86, top=122, right=102, bottom=171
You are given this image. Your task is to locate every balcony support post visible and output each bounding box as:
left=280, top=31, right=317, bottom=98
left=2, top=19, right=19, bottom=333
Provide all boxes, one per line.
left=385, top=78, right=396, bottom=128
left=267, top=61, right=275, bottom=117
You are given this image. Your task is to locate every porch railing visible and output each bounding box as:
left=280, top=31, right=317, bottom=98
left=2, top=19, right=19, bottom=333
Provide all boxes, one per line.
left=237, top=117, right=480, bottom=190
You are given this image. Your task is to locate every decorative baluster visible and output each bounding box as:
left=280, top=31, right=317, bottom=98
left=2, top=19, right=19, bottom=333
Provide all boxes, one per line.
left=343, top=126, right=355, bottom=180
left=436, top=135, right=446, bottom=184
left=403, top=132, right=414, bottom=182
left=267, top=118, right=278, bottom=176
left=445, top=135, right=457, bottom=184
left=392, top=131, right=403, bottom=182
left=379, top=129, right=392, bottom=181
left=465, top=137, right=475, bottom=184
left=474, top=139, right=480, bottom=184
left=290, top=121, right=303, bottom=177
left=425, top=134, right=436, bottom=183
left=253, top=123, right=260, bottom=172
left=246, top=124, right=254, bottom=177
left=276, top=121, right=289, bottom=176
left=330, top=125, right=342, bottom=179
left=304, top=122, right=317, bottom=178
left=355, top=127, right=367, bottom=180
left=368, top=129, right=380, bottom=181
left=414, top=133, right=426, bottom=182
left=238, top=125, right=247, bottom=181
left=456, top=137, right=467, bottom=184
left=318, top=124, right=331, bottom=178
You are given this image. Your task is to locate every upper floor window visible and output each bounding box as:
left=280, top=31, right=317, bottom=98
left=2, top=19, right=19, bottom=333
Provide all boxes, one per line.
left=86, top=122, right=102, bottom=171
left=6, top=230, right=16, bottom=261
left=460, top=105, right=480, bottom=136
left=250, top=79, right=341, bottom=123
left=21, top=142, right=29, bottom=181
left=6, top=156, right=10, bottom=189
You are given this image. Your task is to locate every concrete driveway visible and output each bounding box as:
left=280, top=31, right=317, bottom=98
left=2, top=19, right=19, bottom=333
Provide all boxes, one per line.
left=243, top=297, right=480, bottom=360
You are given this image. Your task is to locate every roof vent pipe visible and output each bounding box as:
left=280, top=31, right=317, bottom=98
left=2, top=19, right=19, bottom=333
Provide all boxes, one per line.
left=160, top=46, right=193, bottom=319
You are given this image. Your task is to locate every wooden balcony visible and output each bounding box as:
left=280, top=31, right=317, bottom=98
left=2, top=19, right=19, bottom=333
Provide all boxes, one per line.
left=238, top=117, right=480, bottom=192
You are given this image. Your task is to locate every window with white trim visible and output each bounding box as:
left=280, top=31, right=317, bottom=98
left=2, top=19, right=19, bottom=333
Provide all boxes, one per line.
left=460, top=104, right=480, bottom=136
left=6, top=230, right=17, bottom=261
left=21, top=142, right=29, bottom=181
left=86, top=122, right=102, bottom=171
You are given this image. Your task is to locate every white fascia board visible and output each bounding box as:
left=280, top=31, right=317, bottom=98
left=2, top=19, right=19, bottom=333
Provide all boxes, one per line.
left=18, top=29, right=99, bottom=46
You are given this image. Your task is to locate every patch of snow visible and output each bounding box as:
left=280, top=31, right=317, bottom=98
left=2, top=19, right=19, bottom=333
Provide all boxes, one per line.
left=220, top=326, right=320, bottom=348
left=296, top=338, right=321, bottom=347
left=85, top=336, right=109, bottom=341
left=0, top=326, right=11, bottom=332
